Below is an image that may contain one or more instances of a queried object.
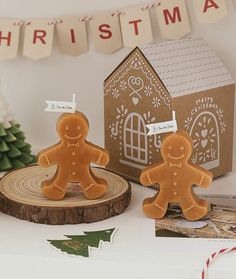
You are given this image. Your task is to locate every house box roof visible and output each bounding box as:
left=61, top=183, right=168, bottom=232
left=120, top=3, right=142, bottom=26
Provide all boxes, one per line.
left=139, top=38, right=234, bottom=97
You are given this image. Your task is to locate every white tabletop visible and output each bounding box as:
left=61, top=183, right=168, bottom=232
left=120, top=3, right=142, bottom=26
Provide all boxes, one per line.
left=0, top=167, right=236, bottom=279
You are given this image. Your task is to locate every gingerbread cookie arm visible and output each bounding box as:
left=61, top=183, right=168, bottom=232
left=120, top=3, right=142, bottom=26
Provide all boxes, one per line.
left=87, top=142, right=110, bottom=166
left=189, top=164, right=213, bottom=188
left=140, top=163, right=163, bottom=186
left=38, top=144, right=61, bottom=167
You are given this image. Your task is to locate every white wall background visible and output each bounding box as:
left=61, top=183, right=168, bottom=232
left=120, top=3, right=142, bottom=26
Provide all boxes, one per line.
left=0, top=0, right=235, bottom=153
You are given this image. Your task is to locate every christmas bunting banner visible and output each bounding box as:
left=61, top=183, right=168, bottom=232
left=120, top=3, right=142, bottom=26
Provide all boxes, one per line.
left=0, top=0, right=232, bottom=60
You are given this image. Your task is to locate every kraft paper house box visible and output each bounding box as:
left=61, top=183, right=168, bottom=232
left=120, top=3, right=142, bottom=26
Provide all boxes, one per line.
left=104, top=38, right=235, bottom=183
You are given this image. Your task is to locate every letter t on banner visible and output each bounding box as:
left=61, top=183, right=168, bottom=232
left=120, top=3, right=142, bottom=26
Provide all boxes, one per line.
left=90, top=11, right=123, bottom=54
left=155, top=0, right=191, bottom=40
left=23, top=19, right=54, bottom=60
left=193, top=0, right=228, bottom=23
left=120, top=4, right=153, bottom=48
left=0, top=19, right=20, bottom=61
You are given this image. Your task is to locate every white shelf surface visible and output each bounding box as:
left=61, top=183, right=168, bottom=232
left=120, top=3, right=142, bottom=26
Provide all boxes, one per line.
left=0, top=166, right=236, bottom=279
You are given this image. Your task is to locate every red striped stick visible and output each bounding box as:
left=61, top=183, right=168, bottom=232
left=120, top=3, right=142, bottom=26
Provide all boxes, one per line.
left=202, top=247, right=236, bottom=279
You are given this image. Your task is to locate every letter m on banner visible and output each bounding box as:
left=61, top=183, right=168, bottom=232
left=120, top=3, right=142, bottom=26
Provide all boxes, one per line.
left=155, top=0, right=191, bottom=40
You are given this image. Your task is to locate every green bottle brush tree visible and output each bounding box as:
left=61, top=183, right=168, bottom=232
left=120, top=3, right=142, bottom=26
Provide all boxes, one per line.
left=0, top=95, right=36, bottom=171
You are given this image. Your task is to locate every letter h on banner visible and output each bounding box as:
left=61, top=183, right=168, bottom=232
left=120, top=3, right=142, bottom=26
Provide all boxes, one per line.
left=0, top=19, right=20, bottom=61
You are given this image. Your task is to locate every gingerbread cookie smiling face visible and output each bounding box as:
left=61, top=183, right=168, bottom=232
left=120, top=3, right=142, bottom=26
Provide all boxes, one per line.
left=140, top=130, right=213, bottom=221
left=38, top=111, right=110, bottom=201
left=57, top=112, right=89, bottom=142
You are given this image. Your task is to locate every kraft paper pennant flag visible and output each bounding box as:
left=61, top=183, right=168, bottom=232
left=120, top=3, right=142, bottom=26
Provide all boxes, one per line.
left=193, top=0, right=228, bottom=23
left=56, top=16, right=88, bottom=56
left=120, top=4, right=153, bottom=48
left=90, top=12, right=123, bottom=54
left=0, top=19, right=20, bottom=61
left=23, top=19, right=54, bottom=60
left=155, top=0, right=191, bottom=40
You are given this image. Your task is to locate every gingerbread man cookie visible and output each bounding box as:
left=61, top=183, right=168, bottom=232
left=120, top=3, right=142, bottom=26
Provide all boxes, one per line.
left=140, top=130, right=213, bottom=221
left=38, top=111, right=109, bottom=200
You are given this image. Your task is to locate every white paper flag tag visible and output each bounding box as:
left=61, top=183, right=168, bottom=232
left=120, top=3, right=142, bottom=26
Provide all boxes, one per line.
left=56, top=16, right=88, bottom=56
left=23, top=19, right=54, bottom=60
left=193, top=0, right=227, bottom=23
left=146, top=111, right=177, bottom=136
left=90, top=11, right=123, bottom=54
left=120, top=4, right=153, bottom=48
left=0, top=19, right=20, bottom=61
left=45, top=94, right=76, bottom=113
left=155, top=0, right=191, bottom=40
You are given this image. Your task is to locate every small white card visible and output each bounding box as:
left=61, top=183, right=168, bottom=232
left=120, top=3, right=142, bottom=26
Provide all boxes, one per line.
left=45, top=94, right=76, bottom=113
left=146, top=111, right=177, bottom=135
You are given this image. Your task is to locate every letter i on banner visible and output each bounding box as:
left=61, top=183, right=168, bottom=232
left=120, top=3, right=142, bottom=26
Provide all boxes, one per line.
left=120, top=4, right=153, bottom=48
left=155, top=0, right=191, bottom=40
left=90, top=11, right=123, bottom=54
left=23, top=19, right=54, bottom=60
left=0, top=19, right=20, bottom=61
left=193, top=0, right=228, bottom=23
left=56, top=16, right=88, bottom=56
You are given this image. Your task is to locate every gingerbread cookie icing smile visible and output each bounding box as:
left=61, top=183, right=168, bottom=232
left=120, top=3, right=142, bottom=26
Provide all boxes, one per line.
left=38, top=112, right=110, bottom=201
left=140, top=130, right=213, bottom=221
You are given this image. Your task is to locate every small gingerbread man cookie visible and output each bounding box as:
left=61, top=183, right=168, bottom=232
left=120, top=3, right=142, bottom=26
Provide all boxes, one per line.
left=140, top=130, right=213, bottom=221
left=38, top=111, right=109, bottom=201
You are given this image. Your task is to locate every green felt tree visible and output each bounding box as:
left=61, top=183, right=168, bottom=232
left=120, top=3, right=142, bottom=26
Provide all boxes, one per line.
left=0, top=95, right=36, bottom=171
left=48, top=228, right=116, bottom=257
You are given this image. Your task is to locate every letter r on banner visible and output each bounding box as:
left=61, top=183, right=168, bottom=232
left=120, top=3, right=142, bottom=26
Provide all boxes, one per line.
left=23, top=19, right=54, bottom=60
left=155, top=0, right=191, bottom=40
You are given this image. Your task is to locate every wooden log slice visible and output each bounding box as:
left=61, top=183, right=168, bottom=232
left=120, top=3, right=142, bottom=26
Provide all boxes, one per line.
left=0, top=165, right=131, bottom=225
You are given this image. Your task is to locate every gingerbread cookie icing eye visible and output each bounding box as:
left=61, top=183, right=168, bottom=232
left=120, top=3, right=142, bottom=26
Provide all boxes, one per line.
left=77, top=125, right=81, bottom=130
left=65, top=126, right=69, bottom=131
left=180, top=146, right=184, bottom=151
left=168, top=146, right=172, bottom=150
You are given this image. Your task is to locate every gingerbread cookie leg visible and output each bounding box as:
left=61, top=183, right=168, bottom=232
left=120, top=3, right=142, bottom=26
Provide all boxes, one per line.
left=143, top=192, right=168, bottom=219
left=42, top=173, right=68, bottom=201
left=179, top=196, right=208, bottom=221
left=42, top=168, right=59, bottom=188
left=79, top=168, right=107, bottom=199
left=89, top=167, right=107, bottom=186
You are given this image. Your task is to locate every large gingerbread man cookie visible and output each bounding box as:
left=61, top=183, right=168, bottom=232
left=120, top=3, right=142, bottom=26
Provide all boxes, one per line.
left=140, top=130, right=213, bottom=221
left=38, top=111, right=109, bottom=200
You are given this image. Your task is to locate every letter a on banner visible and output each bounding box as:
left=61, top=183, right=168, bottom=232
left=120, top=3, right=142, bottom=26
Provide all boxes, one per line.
left=0, top=19, right=20, bottom=61
left=23, top=19, right=54, bottom=60
left=56, top=16, right=88, bottom=56
left=155, top=0, right=191, bottom=40
left=120, top=5, right=153, bottom=48
left=193, top=0, right=227, bottom=23
left=90, top=11, right=123, bottom=54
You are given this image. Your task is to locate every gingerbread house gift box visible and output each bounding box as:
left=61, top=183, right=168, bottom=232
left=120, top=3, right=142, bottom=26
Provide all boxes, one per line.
left=104, top=38, right=235, bottom=183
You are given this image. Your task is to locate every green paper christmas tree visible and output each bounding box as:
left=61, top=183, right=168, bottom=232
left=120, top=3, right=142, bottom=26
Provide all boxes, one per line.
left=48, top=228, right=116, bottom=257
left=0, top=95, right=36, bottom=171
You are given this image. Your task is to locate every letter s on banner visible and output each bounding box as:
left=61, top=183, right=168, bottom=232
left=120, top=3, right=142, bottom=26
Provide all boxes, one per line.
left=193, top=0, right=227, bottom=23
left=0, top=19, right=20, bottom=61
left=23, top=19, right=54, bottom=60
left=120, top=4, right=153, bottom=48
left=155, top=0, right=191, bottom=40
left=56, top=16, right=88, bottom=56
left=90, top=11, right=123, bottom=54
